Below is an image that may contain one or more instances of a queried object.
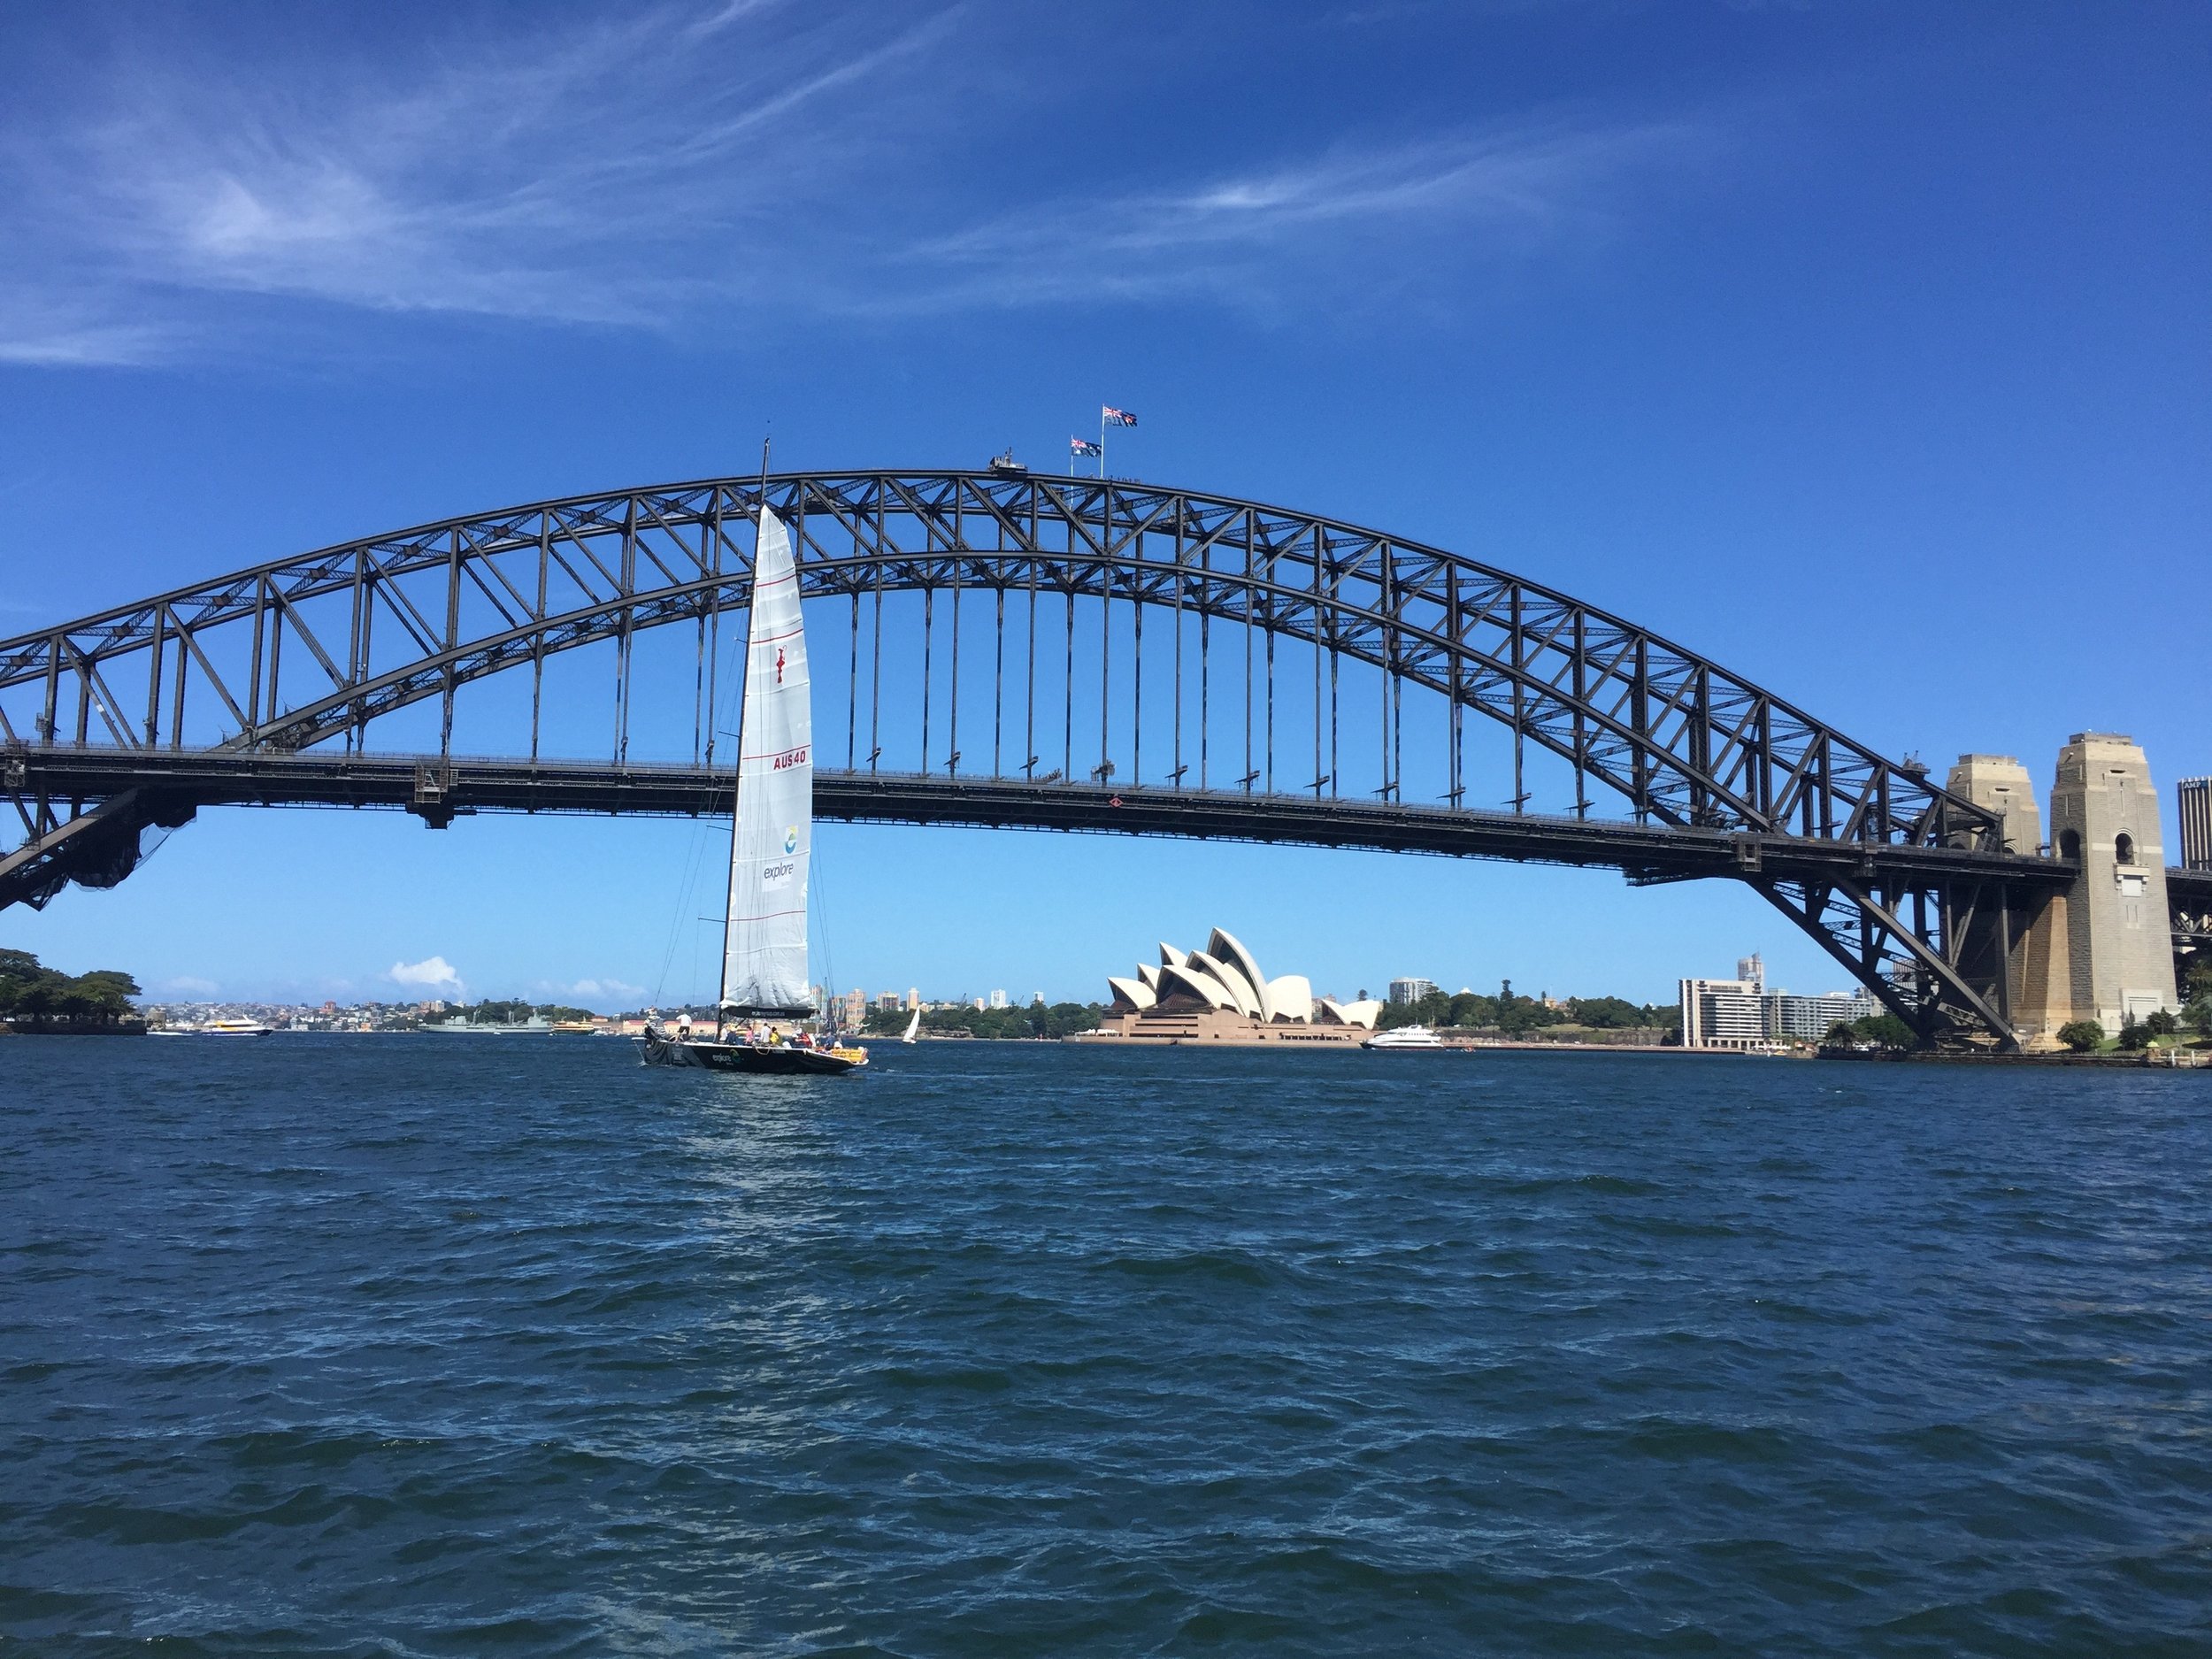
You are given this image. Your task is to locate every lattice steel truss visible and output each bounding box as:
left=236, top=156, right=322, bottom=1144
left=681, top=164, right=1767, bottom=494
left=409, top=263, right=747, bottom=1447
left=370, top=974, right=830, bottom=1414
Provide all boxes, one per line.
left=2, top=470, right=2075, bottom=1046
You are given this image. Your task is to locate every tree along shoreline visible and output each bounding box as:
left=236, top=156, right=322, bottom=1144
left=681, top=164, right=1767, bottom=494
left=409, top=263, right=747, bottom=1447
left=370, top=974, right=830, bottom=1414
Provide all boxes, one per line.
left=862, top=1002, right=1104, bottom=1041
left=0, top=949, right=144, bottom=1034
left=1378, top=982, right=1678, bottom=1040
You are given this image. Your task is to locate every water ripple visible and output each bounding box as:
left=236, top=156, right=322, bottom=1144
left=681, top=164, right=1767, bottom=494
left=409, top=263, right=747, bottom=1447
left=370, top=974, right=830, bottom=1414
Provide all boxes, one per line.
left=4, top=1038, right=2209, bottom=1655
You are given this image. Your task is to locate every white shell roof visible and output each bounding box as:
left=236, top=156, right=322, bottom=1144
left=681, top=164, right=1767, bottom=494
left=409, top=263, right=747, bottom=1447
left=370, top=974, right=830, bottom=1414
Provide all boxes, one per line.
left=1265, top=974, right=1314, bottom=1023
left=1157, top=962, right=1236, bottom=1010
left=1208, top=928, right=1274, bottom=1022
left=1187, top=950, right=1261, bottom=1018
left=1110, top=929, right=1347, bottom=1025
left=1108, top=975, right=1156, bottom=1012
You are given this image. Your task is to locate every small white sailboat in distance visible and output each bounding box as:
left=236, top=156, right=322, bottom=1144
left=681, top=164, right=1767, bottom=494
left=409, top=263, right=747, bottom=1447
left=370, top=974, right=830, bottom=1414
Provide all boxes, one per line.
left=641, top=495, right=866, bottom=1077
left=902, top=1006, right=920, bottom=1044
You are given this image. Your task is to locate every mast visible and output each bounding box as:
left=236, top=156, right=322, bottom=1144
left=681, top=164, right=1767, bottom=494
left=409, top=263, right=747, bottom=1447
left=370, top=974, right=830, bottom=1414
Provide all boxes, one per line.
left=716, top=438, right=772, bottom=1034
left=721, top=449, right=765, bottom=1035
left=717, top=442, right=770, bottom=1040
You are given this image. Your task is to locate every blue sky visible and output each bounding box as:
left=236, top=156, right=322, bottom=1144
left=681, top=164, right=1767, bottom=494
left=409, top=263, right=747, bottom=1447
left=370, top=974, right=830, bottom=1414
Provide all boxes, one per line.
left=3, top=0, right=2205, bottom=1010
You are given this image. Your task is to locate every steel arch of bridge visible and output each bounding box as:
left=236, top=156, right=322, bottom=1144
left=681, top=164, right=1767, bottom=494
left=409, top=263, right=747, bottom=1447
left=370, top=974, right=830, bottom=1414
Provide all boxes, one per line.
left=0, top=469, right=2061, bottom=1046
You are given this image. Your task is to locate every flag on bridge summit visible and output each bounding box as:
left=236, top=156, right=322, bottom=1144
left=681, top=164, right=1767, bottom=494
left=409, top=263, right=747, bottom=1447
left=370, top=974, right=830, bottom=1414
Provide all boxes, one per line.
left=1102, top=406, right=1137, bottom=426
left=1070, top=436, right=1102, bottom=457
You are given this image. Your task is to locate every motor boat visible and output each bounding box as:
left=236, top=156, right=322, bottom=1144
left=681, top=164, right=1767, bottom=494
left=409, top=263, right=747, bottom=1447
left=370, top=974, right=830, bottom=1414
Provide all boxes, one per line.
left=1363, top=1025, right=1444, bottom=1050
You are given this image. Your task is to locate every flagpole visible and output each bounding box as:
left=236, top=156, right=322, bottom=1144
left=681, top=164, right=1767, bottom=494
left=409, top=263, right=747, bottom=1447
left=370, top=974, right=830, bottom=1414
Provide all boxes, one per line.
left=1099, top=406, right=1107, bottom=480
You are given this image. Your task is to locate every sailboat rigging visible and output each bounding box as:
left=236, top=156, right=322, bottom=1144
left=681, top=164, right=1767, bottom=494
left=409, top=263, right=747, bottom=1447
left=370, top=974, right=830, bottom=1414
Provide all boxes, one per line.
left=641, top=495, right=868, bottom=1077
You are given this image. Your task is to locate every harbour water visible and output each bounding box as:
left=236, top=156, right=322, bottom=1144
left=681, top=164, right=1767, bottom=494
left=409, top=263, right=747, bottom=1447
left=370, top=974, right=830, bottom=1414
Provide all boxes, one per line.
left=4, top=1039, right=2208, bottom=1655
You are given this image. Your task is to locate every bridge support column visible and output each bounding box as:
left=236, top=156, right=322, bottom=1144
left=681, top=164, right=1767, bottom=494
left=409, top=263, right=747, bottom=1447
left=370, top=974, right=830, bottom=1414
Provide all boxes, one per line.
left=2014, top=889, right=2075, bottom=1042
left=2047, top=733, right=2179, bottom=1034
left=1946, top=754, right=2068, bottom=1045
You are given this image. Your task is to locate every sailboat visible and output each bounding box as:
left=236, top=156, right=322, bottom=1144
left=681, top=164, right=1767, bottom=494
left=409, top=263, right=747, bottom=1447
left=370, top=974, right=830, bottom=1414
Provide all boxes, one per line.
left=902, top=1006, right=920, bottom=1044
left=641, top=503, right=867, bottom=1077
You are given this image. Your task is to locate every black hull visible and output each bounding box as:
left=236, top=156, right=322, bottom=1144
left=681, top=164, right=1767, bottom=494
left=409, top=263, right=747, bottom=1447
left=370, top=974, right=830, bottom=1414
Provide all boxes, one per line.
left=640, top=1030, right=866, bottom=1075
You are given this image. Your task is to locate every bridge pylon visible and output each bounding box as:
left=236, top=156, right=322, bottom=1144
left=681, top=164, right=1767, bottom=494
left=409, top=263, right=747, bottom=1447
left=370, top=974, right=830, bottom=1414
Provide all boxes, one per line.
left=1947, top=736, right=2186, bottom=1048
left=2047, top=733, right=2180, bottom=1033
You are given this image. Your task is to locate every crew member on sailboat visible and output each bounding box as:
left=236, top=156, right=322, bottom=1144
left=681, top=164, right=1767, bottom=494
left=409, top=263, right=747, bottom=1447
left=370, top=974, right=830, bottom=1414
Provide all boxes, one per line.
left=641, top=499, right=867, bottom=1076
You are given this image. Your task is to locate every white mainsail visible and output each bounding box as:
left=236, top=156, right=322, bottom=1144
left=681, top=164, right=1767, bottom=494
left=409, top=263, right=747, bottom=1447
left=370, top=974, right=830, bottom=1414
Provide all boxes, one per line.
left=721, top=507, right=813, bottom=1015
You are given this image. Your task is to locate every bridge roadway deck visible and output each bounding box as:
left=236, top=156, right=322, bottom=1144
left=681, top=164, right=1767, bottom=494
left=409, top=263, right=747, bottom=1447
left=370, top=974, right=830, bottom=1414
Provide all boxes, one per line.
left=9, top=744, right=2091, bottom=892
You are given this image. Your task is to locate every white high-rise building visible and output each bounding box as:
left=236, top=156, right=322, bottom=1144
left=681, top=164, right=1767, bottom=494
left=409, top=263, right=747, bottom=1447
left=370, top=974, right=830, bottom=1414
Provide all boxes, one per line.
left=989, top=989, right=1009, bottom=1010
left=1763, top=989, right=1879, bottom=1041
left=1680, top=976, right=1766, bottom=1049
left=1031, top=991, right=1046, bottom=1006
left=1388, top=977, right=1437, bottom=1005
left=906, top=987, right=920, bottom=1010
left=1684, top=962, right=1877, bottom=1045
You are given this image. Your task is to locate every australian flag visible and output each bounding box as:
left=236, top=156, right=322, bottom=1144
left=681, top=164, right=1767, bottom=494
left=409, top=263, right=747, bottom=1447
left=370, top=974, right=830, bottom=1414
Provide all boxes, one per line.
left=1102, top=406, right=1137, bottom=426
left=1071, top=436, right=1102, bottom=457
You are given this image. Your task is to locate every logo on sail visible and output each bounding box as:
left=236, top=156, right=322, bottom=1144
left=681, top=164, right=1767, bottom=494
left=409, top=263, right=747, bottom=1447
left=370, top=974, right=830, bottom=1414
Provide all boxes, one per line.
left=761, top=860, right=797, bottom=890
left=783, top=826, right=799, bottom=854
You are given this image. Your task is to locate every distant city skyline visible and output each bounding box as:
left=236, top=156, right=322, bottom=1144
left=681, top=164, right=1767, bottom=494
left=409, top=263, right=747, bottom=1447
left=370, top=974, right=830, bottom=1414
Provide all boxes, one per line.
left=2, top=4, right=2202, bottom=1008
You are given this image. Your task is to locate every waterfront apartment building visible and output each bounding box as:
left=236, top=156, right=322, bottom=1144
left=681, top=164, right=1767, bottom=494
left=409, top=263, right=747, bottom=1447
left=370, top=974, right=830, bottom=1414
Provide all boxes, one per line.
left=989, top=989, right=1009, bottom=1009
left=1680, top=974, right=1878, bottom=1048
left=1388, top=976, right=1438, bottom=1005
left=1763, top=989, right=1879, bottom=1041
left=1680, top=977, right=1766, bottom=1050
left=875, top=992, right=903, bottom=1014
left=2182, top=778, right=2212, bottom=872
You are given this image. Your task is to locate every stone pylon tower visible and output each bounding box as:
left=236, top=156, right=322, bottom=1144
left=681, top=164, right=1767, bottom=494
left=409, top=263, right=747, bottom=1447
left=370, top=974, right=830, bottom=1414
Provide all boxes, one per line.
left=1946, top=755, right=2043, bottom=854
left=2047, top=733, right=2178, bottom=1032
left=1946, top=754, right=2066, bottom=1037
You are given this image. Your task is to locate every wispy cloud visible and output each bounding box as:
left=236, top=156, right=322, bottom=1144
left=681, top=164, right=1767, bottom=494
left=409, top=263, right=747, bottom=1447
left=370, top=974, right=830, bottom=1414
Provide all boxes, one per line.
left=0, top=3, right=1717, bottom=363
left=2, top=3, right=956, bottom=356
left=157, top=974, right=219, bottom=996
left=897, top=119, right=1706, bottom=311
left=0, top=289, right=178, bottom=367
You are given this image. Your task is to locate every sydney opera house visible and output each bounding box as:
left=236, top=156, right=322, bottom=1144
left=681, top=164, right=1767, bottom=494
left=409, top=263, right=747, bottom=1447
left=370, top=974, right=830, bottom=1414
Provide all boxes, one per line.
left=1082, top=928, right=1386, bottom=1046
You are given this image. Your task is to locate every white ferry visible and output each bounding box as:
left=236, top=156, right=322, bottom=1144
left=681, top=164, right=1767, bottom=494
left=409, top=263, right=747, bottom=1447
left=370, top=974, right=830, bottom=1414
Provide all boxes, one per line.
left=151, top=1018, right=275, bottom=1037
left=1363, top=1025, right=1445, bottom=1051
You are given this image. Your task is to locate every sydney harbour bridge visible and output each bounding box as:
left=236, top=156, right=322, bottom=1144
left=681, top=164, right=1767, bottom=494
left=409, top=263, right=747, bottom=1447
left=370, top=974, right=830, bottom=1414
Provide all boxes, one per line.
left=4, top=467, right=2202, bottom=1048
